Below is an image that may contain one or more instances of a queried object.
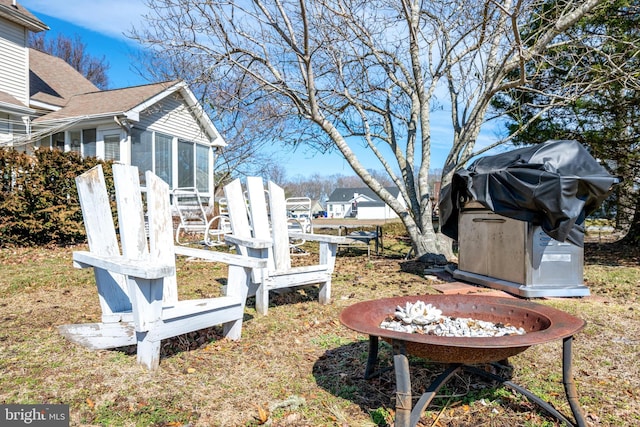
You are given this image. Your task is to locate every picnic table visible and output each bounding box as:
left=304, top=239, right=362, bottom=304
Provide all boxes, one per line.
left=339, top=225, right=383, bottom=256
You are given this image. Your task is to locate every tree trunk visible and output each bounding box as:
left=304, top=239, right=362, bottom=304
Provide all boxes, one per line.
left=403, top=217, right=454, bottom=265
left=620, top=192, right=640, bottom=245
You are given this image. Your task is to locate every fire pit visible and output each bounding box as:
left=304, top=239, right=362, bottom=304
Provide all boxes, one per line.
left=340, top=294, right=587, bottom=427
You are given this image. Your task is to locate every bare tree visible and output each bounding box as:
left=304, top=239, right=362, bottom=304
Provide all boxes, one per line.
left=130, top=0, right=606, bottom=259
left=29, top=33, right=109, bottom=89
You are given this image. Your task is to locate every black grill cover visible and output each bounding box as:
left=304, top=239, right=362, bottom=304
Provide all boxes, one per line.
left=439, top=140, right=619, bottom=246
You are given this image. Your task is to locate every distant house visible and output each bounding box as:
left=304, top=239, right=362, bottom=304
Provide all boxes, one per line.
left=0, top=1, right=225, bottom=199
left=326, top=186, right=404, bottom=220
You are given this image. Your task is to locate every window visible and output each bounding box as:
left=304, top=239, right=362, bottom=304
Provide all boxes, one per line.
left=131, top=128, right=153, bottom=172
left=177, top=139, right=210, bottom=192
left=0, top=113, right=10, bottom=134
left=196, top=144, right=208, bottom=192
left=82, top=129, right=96, bottom=158
left=178, top=139, right=195, bottom=188
left=104, top=135, right=120, bottom=161
left=52, top=132, right=65, bottom=151
left=70, top=130, right=81, bottom=154
left=155, top=133, right=173, bottom=186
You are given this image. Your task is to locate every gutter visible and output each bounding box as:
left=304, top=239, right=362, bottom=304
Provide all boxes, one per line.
left=0, top=4, right=49, bottom=32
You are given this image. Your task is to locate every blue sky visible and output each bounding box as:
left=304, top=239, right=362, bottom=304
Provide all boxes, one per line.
left=20, top=0, right=467, bottom=177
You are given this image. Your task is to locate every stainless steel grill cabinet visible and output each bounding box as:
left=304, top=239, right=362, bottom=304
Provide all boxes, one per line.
left=453, top=206, right=587, bottom=297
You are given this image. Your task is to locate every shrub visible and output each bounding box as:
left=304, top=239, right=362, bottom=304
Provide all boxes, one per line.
left=0, top=148, right=112, bottom=247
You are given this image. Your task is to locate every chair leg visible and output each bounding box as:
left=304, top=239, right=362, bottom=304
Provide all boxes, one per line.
left=319, top=280, right=331, bottom=305
left=136, top=332, right=161, bottom=371
left=223, top=319, right=243, bottom=340
left=256, top=283, right=269, bottom=315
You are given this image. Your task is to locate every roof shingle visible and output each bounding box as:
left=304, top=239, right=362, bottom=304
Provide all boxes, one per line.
left=29, top=48, right=99, bottom=107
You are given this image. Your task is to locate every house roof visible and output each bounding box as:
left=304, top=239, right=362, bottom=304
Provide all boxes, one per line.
left=0, top=90, right=32, bottom=113
left=33, top=80, right=182, bottom=122
left=0, top=0, right=48, bottom=32
left=29, top=48, right=99, bottom=108
left=327, top=186, right=400, bottom=203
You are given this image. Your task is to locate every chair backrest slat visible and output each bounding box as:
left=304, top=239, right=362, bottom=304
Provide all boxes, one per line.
left=267, top=180, right=292, bottom=271
left=113, top=164, right=149, bottom=259
left=146, top=170, right=178, bottom=304
left=246, top=177, right=270, bottom=240
left=224, top=179, right=252, bottom=244
left=76, top=165, right=119, bottom=256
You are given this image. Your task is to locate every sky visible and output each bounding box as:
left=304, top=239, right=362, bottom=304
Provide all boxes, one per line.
left=19, top=0, right=493, bottom=179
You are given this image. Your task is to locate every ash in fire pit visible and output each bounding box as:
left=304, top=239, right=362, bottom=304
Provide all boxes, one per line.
left=380, top=300, right=526, bottom=337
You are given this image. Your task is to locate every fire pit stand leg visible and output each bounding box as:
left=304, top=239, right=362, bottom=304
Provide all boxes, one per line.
left=364, top=336, right=379, bottom=379
left=392, top=340, right=411, bottom=427
left=563, top=336, right=587, bottom=427
left=391, top=340, right=464, bottom=427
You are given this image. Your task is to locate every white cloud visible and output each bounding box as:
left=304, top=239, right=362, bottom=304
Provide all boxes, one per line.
left=20, top=0, right=149, bottom=40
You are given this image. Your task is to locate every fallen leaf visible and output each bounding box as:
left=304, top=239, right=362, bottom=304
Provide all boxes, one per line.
left=255, top=405, right=269, bottom=424
left=86, top=398, right=95, bottom=409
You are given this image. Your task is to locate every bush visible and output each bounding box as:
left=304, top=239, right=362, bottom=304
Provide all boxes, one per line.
left=0, top=148, right=111, bottom=247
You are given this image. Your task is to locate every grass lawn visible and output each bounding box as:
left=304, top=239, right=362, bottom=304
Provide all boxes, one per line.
left=0, top=227, right=638, bottom=426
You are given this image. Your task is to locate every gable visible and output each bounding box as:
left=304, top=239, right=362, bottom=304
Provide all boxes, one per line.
left=137, top=93, right=218, bottom=145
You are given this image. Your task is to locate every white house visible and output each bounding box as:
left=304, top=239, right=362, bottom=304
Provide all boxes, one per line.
left=326, top=187, right=404, bottom=220
left=0, top=0, right=225, bottom=199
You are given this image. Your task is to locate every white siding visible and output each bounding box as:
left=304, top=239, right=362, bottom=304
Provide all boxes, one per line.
left=0, top=19, right=28, bottom=104
left=357, top=206, right=399, bottom=220
left=138, top=95, right=212, bottom=145
left=328, top=202, right=350, bottom=218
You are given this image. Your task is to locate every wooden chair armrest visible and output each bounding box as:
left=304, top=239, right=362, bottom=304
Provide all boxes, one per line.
left=288, top=232, right=347, bottom=244
left=224, top=234, right=272, bottom=249
left=73, top=251, right=175, bottom=279
left=173, top=246, right=267, bottom=269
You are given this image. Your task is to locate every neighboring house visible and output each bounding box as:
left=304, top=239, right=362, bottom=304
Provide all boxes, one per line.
left=326, top=187, right=405, bottom=220
left=310, top=199, right=324, bottom=215
left=0, top=1, right=225, bottom=200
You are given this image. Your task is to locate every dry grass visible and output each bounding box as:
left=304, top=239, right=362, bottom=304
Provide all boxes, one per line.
left=0, top=232, right=638, bottom=426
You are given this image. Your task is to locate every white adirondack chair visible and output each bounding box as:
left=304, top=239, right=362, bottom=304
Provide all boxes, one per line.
left=59, top=164, right=266, bottom=370
left=223, top=177, right=346, bottom=315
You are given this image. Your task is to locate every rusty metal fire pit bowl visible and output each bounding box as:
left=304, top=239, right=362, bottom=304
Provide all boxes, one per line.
left=340, top=294, right=584, bottom=364
left=340, top=294, right=588, bottom=427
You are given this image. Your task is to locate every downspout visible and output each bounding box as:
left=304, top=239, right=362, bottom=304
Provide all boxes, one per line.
left=22, top=115, right=30, bottom=140
left=114, top=115, right=132, bottom=164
